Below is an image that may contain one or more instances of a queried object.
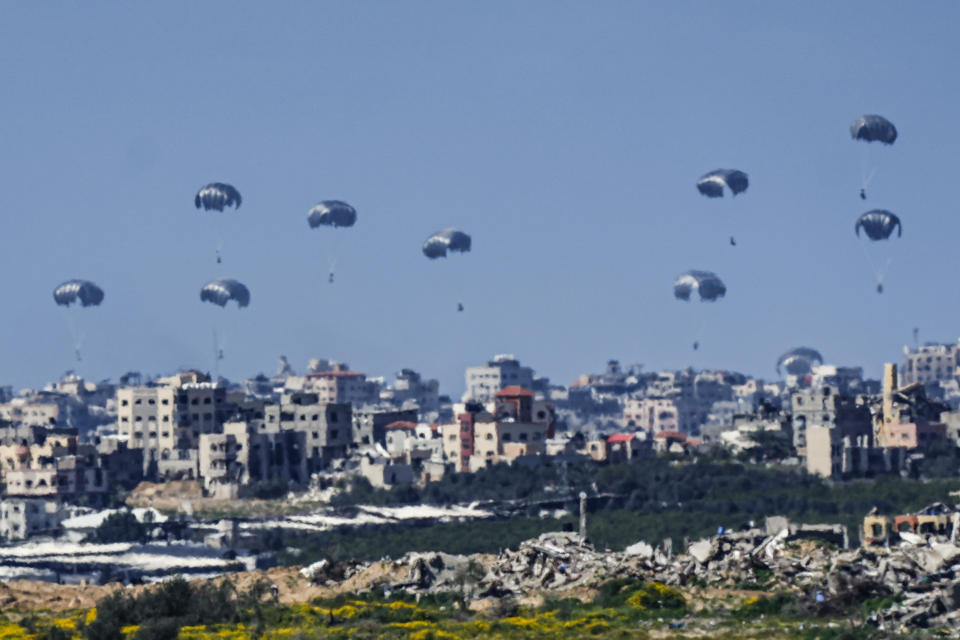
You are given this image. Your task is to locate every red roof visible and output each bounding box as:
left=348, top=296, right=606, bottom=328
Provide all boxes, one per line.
left=607, top=433, right=635, bottom=443
left=654, top=430, right=687, bottom=440
left=686, top=438, right=702, bottom=446
left=385, top=421, right=417, bottom=431
left=496, top=385, right=535, bottom=398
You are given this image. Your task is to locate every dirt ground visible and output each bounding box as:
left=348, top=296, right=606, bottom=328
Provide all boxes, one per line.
left=124, top=481, right=316, bottom=516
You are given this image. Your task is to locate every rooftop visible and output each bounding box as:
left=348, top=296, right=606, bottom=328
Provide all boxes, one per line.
left=496, top=386, right=535, bottom=398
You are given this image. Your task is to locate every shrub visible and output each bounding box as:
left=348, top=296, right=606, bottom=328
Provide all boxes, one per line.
left=626, top=582, right=686, bottom=615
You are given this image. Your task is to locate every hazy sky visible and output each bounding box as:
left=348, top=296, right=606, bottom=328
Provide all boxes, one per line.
left=1, top=2, right=958, bottom=395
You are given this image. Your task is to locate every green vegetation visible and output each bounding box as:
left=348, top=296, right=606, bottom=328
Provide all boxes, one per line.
left=83, top=576, right=274, bottom=640
left=273, top=459, right=960, bottom=566
left=87, top=510, right=148, bottom=544
left=0, top=578, right=905, bottom=640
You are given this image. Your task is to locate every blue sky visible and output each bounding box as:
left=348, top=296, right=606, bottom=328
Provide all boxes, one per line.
left=1, top=1, right=958, bottom=395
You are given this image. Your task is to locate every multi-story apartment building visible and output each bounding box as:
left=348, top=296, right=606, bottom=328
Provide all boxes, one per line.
left=379, top=369, right=440, bottom=413
left=304, top=366, right=379, bottom=406
left=901, top=341, right=960, bottom=386
left=623, top=398, right=679, bottom=433
left=198, top=421, right=308, bottom=493
left=441, top=386, right=552, bottom=472
left=624, top=369, right=734, bottom=435
left=261, top=393, right=351, bottom=470
left=116, top=382, right=245, bottom=475
left=463, top=355, right=535, bottom=402
left=790, top=384, right=872, bottom=455
left=352, top=406, right=418, bottom=447
left=0, top=400, right=59, bottom=427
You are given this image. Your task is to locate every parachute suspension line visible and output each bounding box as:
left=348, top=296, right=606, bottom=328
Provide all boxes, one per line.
left=859, top=146, right=880, bottom=196
left=215, top=223, right=224, bottom=265
left=859, top=242, right=891, bottom=290
left=692, top=317, right=707, bottom=351
left=64, top=313, right=83, bottom=363
left=213, top=328, right=224, bottom=381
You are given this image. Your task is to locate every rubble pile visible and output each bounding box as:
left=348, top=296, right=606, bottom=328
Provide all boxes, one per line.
left=298, top=519, right=960, bottom=632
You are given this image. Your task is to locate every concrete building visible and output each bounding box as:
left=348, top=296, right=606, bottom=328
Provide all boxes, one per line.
left=623, top=397, right=679, bottom=433
left=605, top=433, right=649, bottom=463
left=199, top=421, right=309, bottom=492
left=358, top=454, right=414, bottom=488
left=873, top=363, right=949, bottom=450
left=440, top=387, right=552, bottom=472
left=352, top=406, right=418, bottom=447
left=116, top=382, right=245, bottom=476
left=0, top=399, right=59, bottom=427
left=379, top=369, right=440, bottom=413
left=627, top=369, right=734, bottom=435
left=304, top=366, right=379, bottom=406
left=261, top=393, right=351, bottom=471
left=805, top=427, right=908, bottom=479
left=791, top=385, right=872, bottom=455
left=901, top=341, right=960, bottom=386
left=464, top=355, right=535, bottom=402
left=0, top=498, right=64, bottom=540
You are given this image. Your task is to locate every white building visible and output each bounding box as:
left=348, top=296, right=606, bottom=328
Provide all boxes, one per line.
left=463, top=355, right=534, bottom=402
left=0, top=498, right=64, bottom=541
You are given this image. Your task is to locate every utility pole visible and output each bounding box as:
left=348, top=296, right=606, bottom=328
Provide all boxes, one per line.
left=579, top=491, right=587, bottom=539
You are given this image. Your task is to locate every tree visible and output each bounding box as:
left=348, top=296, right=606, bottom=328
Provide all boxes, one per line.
left=89, top=510, right=147, bottom=544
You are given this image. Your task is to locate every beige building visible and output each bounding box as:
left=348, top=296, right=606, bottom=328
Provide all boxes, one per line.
left=441, top=387, right=553, bottom=472
left=623, top=398, right=679, bottom=433
left=304, top=369, right=378, bottom=406
left=0, top=498, right=64, bottom=540
left=901, top=341, right=960, bottom=385
left=199, top=421, right=308, bottom=492
left=0, top=400, right=60, bottom=427
left=117, top=382, right=245, bottom=475
left=262, top=393, right=351, bottom=470
left=359, top=455, right=414, bottom=488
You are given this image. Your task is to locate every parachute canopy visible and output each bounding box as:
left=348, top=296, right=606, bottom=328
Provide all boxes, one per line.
left=777, top=347, right=823, bottom=376
left=54, top=280, right=104, bottom=307
left=200, top=278, right=250, bottom=308
left=423, top=228, right=472, bottom=259
left=850, top=115, right=897, bottom=144
left=673, top=270, right=726, bottom=302
left=696, top=169, right=749, bottom=198
left=856, top=210, right=901, bottom=241
left=307, top=201, right=357, bottom=228
left=195, top=183, right=242, bottom=211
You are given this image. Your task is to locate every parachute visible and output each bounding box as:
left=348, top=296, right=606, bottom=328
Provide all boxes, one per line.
left=307, top=201, right=357, bottom=228
left=855, top=210, right=901, bottom=294
left=777, top=347, right=823, bottom=376
left=200, top=278, right=250, bottom=308
left=856, top=210, right=901, bottom=241
left=673, top=270, right=726, bottom=302
left=423, top=228, right=472, bottom=259
left=53, top=280, right=104, bottom=307
left=850, top=115, right=898, bottom=145
left=195, top=183, right=242, bottom=211
left=696, top=169, right=749, bottom=198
